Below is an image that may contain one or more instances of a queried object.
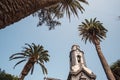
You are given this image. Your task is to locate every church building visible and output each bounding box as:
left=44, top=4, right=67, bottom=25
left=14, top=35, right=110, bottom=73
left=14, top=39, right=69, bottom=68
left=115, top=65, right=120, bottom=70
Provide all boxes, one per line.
left=67, top=45, right=96, bottom=80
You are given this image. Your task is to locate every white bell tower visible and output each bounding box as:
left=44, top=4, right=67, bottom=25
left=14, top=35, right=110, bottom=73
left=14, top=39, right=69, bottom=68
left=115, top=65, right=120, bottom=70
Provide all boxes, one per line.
left=68, top=45, right=96, bottom=80
left=70, top=45, right=86, bottom=72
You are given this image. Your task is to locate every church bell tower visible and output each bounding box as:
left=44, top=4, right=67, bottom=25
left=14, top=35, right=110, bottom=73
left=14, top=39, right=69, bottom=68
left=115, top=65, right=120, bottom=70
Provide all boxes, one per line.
left=67, top=45, right=96, bottom=80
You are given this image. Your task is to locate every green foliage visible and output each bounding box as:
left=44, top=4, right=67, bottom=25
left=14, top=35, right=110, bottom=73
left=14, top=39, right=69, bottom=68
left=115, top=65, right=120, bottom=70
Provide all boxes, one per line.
left=33, top=9, right=61, bottom=30
left=9, top=43, right=50, bottom=78
left=33, top=0, right=88, bottom=30
left=78, top=18, right=108, bottom=44
left=110, top=59, right=120, bottom=80
left=0, top=68, right=18, bottom=80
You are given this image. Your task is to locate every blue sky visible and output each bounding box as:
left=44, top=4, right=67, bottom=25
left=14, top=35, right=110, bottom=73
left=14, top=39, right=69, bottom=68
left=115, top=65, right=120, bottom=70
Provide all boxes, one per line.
left=0, top=0, right=120, bottom=80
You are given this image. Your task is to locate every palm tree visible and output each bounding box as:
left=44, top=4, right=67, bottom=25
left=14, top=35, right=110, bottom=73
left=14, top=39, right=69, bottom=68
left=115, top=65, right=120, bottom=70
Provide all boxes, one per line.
left=0, top=0, right=88, bottom=29
left=9, top=43, right=50, bottom=80
left=111, top=59, right=120, bottom=80
left=78, top=18, right=115, bottom=80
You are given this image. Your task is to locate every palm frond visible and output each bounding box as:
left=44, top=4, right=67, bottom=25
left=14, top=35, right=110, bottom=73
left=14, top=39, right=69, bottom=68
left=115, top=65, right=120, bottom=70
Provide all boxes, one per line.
left=93, top=17, right=97, bottom=23
left=9, top=53, right=25, bottom=59
left=13, top=59, right=26, bottom=69
left=85, top=19, right=90, bottom=25
left=38, top=62, right=48, bottom=74
left=79, top=0, right=88, bottom=4
left=30, top=65, right=34, bottom=75
left=57, top=0, right=88, bottom=19
left=77, top=2, right=85, bottom=14
left=25, top=43, right=34, bottom=54
left=10, top=56, right=26, bottom=61
left=37, top=45, right=44, bottom=53
left=32, top=43, right=38, bottom=53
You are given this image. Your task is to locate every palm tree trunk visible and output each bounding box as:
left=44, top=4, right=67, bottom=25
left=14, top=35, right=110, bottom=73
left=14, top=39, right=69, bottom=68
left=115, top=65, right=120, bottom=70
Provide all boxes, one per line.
left=94, top=41, right=115, bottom=80
left=0, top=0, right=62, bottom=29
left=19, top=58, right=35, bottom=80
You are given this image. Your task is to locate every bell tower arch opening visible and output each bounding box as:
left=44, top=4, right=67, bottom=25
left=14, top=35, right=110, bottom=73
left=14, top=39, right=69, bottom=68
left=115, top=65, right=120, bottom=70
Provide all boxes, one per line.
left=77, top=55, right=81, bottom=63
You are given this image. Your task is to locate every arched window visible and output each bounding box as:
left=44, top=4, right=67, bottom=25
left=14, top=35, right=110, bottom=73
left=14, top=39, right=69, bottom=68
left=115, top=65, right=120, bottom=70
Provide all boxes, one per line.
left=77, top=55, right=81, bottom=63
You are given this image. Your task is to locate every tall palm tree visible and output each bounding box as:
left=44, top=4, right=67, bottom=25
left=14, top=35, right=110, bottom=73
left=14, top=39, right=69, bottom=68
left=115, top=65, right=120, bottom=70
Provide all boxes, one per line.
left=111, top=59, right=120, bottom=80
left=78, top=18, right=115, bottom=80
left=9, top=43, right=50, bottom=80
left=0, top=0, right=88, bottom=29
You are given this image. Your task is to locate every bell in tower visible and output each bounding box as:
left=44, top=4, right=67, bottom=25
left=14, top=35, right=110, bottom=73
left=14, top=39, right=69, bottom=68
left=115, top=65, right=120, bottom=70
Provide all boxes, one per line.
left=67, top=45, right=96, bottom=80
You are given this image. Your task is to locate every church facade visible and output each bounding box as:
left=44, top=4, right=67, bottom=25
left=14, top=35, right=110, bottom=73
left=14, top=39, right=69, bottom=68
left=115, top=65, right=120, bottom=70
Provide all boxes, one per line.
left=67, top=45, right=96, bottom=80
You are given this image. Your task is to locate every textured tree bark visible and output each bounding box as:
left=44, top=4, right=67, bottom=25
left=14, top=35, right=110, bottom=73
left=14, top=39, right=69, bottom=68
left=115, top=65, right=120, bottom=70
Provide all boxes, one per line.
left=94, top=41, right=115, bottom=80
left=19, top=58, right=35, bottom=80
left=0, top=0, right=62, bottom=29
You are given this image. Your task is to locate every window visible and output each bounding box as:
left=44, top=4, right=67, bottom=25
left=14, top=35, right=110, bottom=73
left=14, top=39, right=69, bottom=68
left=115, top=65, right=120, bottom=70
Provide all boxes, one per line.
left=77, top=55, right=81, bottom=63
